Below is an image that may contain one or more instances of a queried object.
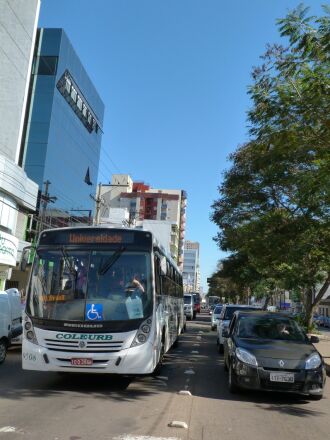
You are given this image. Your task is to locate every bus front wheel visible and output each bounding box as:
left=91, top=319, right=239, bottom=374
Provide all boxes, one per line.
left=0, top=340, right=7, bottom=364
left=153, top=335, right=165, bottom=375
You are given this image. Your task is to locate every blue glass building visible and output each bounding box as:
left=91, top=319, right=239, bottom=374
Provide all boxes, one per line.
left=21, top=28, right=104, bottom=225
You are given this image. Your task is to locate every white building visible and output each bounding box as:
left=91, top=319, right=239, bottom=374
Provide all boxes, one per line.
left=0, top=0, right=40, bottom=289
left=99, top=174, right=187, bottom=267
left=183, top=241, right=200, bottom=293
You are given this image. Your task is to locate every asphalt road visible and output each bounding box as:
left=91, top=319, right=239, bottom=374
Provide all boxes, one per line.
left=0, top=314, right=329, bottom=440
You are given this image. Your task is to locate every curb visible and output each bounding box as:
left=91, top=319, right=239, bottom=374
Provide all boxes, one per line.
left=308, top=333, right=330, bottom=342
left=325, top=362, right=330, bottom=377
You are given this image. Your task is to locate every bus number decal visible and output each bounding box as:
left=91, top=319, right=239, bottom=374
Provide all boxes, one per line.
left=23, top=352, right=37, bottom=362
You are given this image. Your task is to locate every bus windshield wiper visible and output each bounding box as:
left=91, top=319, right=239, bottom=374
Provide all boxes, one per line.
left=98, top=246, right=126, bottom=276
left=61, top=247, right=77, bottom=275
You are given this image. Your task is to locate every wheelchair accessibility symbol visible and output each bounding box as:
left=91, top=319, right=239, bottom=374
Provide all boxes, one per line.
left=86, top=303, right=103, bottom=321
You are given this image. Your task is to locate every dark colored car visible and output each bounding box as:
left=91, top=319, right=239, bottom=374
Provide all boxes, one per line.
left=193, top=294, right=201, bottom=314
left=223, top=311, right=326, bottom=400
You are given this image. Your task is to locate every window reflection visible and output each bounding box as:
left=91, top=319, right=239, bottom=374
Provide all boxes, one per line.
left=28, top=249, right=152, bottom=322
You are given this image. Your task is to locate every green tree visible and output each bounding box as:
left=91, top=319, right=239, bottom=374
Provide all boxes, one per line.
left=211, top=4, right=330, bottom=330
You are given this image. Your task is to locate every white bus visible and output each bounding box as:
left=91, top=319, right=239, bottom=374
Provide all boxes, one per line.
left=22, top=227, right=184, bottom=375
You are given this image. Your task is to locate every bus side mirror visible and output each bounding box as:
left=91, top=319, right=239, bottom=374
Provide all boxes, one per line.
left=20, top=246, right=33, bottom=271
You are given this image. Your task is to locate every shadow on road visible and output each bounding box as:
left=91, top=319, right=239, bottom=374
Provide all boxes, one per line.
left=159, top=317, right=327, bottom=418
left=1, top=315, right=327, bottom=417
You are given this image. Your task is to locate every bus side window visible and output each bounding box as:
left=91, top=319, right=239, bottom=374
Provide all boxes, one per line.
left=154, top=256, right=161, bottom=295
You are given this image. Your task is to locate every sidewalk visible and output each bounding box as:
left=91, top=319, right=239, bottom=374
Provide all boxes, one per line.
left=309, top=330, right=330, bottom=376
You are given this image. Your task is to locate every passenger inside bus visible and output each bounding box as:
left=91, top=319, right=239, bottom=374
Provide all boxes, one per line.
left=125, top=273, right=145, bottom=294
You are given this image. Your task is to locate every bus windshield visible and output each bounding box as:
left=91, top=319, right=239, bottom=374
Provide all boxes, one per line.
left=27, top=248, right=152, bottom=322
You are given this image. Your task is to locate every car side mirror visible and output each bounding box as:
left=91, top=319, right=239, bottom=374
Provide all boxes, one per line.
left=222, top=328, right=229, bottom=338
left=309, top=335, right=319, bottom=344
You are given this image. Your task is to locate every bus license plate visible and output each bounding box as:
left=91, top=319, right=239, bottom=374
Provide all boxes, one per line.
left=71, top=358, right=93, bottom=366
left=270, top=372, right=294, bottom=383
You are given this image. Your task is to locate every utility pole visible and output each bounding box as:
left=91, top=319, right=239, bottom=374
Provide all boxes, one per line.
left=38, top=180, right=57, bottom=233
left=90, top=183, right=104, bottom=225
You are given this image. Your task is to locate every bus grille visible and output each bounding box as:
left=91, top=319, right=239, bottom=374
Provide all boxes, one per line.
left=44, top=338, right=124, bottom=353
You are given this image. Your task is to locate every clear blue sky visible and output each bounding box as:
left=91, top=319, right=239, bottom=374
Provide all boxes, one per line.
left=39, top=0, right=324, bottom=292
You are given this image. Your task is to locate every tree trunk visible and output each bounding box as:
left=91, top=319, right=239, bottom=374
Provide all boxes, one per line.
left=304, top=277, right=330, bottom=330
left=304, top=288, right=314, bottom=330
left=262, top=295, right=271, bottom=311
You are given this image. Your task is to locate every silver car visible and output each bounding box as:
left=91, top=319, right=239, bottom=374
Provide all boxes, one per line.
left=217, top=304, right=260, bottom=353
left=184, top=294, right=195, bottom=320
left=211, top=304, right=223, bottom=330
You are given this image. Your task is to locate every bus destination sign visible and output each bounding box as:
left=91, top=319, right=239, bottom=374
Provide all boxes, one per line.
left=38, top=228, right=152, bottom=246
left=69, top=233, right=125, bottom=244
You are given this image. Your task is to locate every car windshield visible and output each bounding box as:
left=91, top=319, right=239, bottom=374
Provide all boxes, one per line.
left=184, top=296, right=192, bottom=304
left=236, top=316, right=306, bottom=341
left=27, top=248, right=152, bottom=321
left=224, top=307, right=257, bottom=321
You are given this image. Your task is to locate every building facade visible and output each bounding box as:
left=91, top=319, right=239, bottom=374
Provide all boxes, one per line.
left=100, top=174, right=187, bottom=268
left=183, top=241, right=200, bottom=293
left=21, top=28, right=104, bottom=229
left=0, top=0, right=40, bottom=289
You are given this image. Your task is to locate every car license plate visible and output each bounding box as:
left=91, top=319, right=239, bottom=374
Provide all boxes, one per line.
left=71, top=358, right=93, bottom=366
left=270, top=372, right=294, bottom=383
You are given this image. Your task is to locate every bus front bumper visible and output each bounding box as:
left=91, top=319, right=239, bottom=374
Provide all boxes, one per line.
left=22, top=339, right=157, bottom=375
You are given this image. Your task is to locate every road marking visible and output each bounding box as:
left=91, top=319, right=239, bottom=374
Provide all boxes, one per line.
left=184, top=369, right=195, bottom=375
left=193, top=344, right=200, bottom=347
left=196, top=336, right=202, bottom=340
left=113, top=436, right=180, bottom=440
left=191, top=350, right=199, bottom=354
left=168, top=421, right=188, bottom=429
left=0, top=427, right=17, bottom=433
left=178, top=390, right=192, bottom=396
left=155, top=376, right=168, bottom=381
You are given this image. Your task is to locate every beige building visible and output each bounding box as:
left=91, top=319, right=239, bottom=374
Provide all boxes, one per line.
left=99, top=174, right=187, bottom=268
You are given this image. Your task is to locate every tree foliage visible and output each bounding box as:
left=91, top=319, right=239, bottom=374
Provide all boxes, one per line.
left=211, top=4, right=330, bottom=328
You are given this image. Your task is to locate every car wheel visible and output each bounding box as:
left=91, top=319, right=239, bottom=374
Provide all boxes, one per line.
left=211, top=325, right=215, bottom=331
left=193, top=312, right=196, bottom=320
left=0, top=340, right=7, bottom=364
left=228, top=364, right=238, bottom=393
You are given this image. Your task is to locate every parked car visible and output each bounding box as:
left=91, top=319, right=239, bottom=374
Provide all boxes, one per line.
left=0, top=289, right=23, bottom=363
left=184, top=293, right=195, bottom=320
left=217, top=304, right=260, bottom=353
left=211, top=304, right=223, bottom=331
left=323, top=316, right=330, bottom=328
left=312, top=315, right=322, bottom=327
left=223, top=311, right=326, bottom=400
left=209, top=304, right=215, bottom=315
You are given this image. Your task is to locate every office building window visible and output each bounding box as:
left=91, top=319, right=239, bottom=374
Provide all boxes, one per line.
left=33, top=56, right=58, bottom=75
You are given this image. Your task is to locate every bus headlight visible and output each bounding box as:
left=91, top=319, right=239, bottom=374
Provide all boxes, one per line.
left=24, top=316, right=38, bottom=345
left=131, top=317, right=152, bottom=347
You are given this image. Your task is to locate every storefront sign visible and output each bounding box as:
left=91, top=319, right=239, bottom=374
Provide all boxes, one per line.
left=0, top=231, right=18, bottom=266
